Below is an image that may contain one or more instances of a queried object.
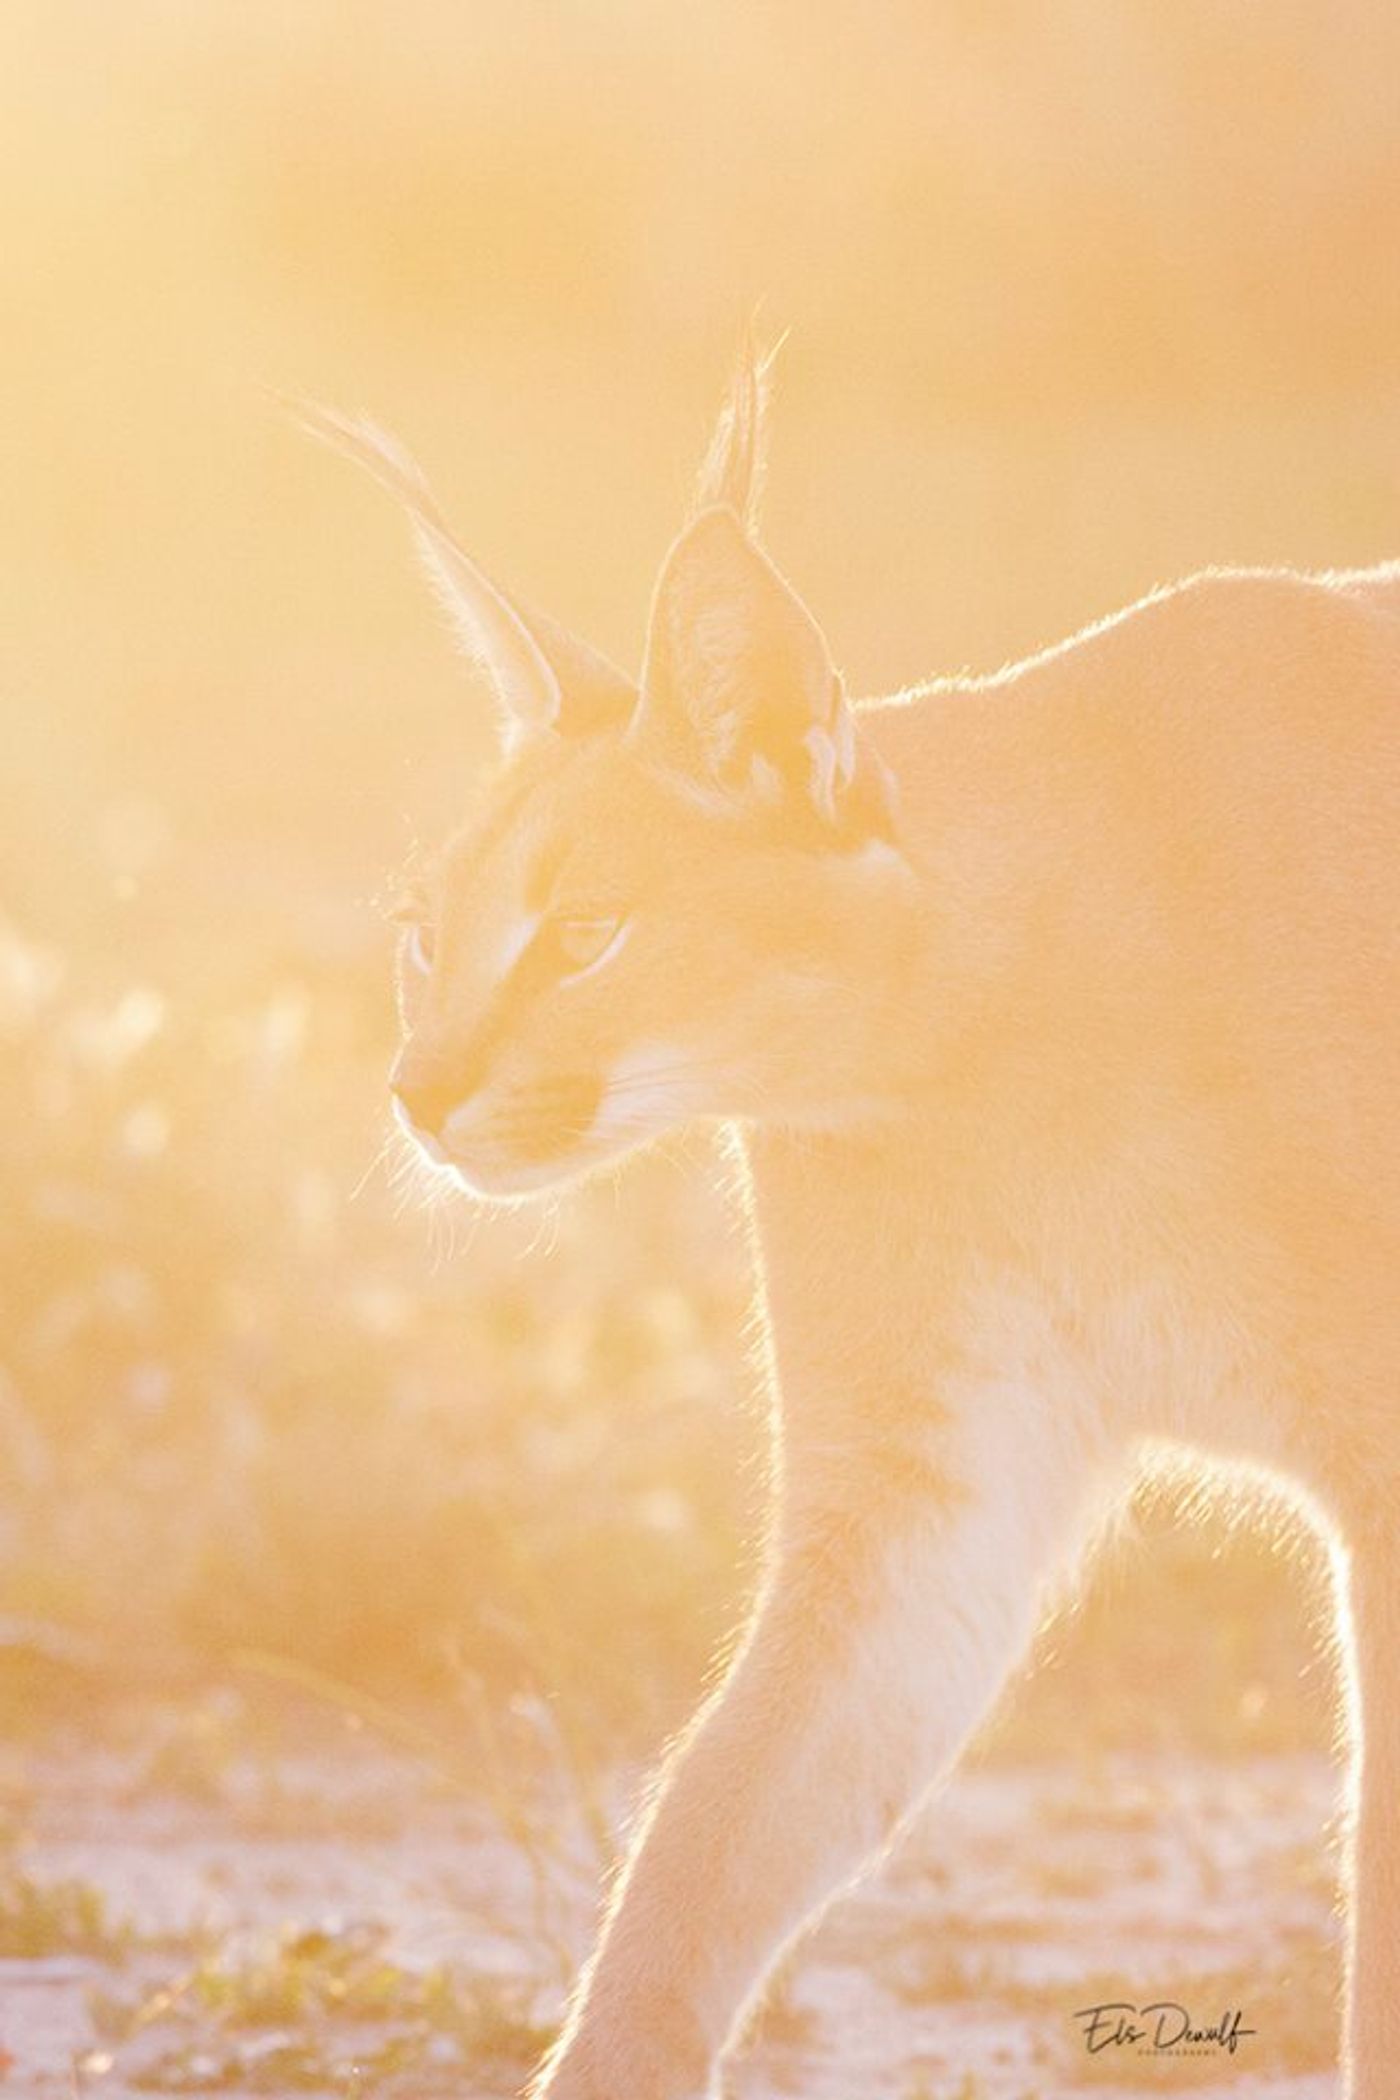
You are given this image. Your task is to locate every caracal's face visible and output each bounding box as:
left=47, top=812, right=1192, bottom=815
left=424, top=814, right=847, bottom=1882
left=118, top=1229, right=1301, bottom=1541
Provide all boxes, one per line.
left=391, top=727, right=916, bottom=1201
left=298, top=375, right=917, bottom=1200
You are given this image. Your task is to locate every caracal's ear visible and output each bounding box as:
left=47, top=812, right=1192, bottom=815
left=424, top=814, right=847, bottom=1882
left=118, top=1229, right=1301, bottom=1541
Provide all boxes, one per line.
left=635, top=505, right=892, bottom=839
left=689, top=322, right=783, bottom=534
left=286, top=397, right=633, bottom=750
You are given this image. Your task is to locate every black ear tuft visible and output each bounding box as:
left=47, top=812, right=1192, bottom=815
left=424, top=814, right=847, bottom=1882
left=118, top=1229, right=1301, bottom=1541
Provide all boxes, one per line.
left=690, top=321, right=785, bottom=536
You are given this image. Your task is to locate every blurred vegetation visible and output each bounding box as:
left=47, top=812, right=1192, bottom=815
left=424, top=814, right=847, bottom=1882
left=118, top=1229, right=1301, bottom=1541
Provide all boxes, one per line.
left=92, top=1919, right=554, bottom=2095
left=0, top=907, right=754, bottom=1716
left=2, top=0, right=1393, bottom=1747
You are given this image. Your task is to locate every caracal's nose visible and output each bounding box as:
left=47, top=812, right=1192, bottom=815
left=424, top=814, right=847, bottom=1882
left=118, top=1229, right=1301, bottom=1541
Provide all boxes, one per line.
left=390, top=1052, right=465, bottom=1139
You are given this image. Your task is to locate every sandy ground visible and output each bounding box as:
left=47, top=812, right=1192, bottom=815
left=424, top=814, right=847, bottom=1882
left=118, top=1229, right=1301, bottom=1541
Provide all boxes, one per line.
left=3, top=1715, right=1344, bottom=2100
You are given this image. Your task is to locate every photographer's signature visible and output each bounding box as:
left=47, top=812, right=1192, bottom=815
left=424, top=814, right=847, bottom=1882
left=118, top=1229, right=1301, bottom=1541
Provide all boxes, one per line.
left=1073, top=1999, right=1257, bottom=2058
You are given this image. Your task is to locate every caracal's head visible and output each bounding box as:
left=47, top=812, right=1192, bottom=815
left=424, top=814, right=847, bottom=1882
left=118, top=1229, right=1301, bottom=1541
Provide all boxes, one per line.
left=303, top=350, right=920, bottom=1202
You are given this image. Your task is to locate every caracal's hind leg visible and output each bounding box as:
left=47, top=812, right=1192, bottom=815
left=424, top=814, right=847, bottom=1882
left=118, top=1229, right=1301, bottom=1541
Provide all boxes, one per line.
left=1342, top=1509, right=1400, bottom=2100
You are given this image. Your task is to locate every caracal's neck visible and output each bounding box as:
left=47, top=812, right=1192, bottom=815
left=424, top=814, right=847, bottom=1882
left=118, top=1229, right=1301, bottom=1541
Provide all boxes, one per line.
left=855, top=656, right=1172, bottom=1153
left=862, top=673, right=1060, bottom=1058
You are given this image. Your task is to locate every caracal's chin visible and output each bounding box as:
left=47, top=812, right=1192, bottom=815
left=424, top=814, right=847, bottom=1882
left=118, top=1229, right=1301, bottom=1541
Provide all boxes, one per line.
left=403, top=1115, right=671, bottom=1206
left=438, top=1146, right=613, bottom=1203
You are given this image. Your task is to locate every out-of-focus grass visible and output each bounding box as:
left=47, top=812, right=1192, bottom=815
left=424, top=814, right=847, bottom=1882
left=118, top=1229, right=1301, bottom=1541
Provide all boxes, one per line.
left=0, top=1861, right=129, bottom=1961
left=0, top=911, right=756, bottom=1731
left=91, top=1920, right=555, bottom=2095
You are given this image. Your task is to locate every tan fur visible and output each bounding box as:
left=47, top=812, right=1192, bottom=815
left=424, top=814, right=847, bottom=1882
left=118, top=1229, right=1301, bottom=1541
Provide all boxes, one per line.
left=314, top=364, right=1400, bottom=2099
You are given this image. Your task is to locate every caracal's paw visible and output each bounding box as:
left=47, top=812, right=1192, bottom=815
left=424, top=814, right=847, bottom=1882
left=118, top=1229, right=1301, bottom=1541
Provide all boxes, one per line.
left=525, top=2009, right=719, bottom=2100
left=526, top=2068, right=719, bottom=2100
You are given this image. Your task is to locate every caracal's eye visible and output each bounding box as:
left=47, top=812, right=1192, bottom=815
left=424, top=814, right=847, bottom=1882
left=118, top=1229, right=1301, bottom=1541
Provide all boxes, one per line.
left=389, top=879, right=436, bottom=974
left=549, top=915, right=625, bottom=977
left=404, top=920, right=435, bottom=975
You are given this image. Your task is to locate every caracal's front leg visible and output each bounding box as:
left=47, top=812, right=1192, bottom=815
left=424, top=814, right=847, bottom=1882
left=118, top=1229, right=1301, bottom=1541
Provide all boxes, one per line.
left=529, top=1275, right=1119, bottom=2100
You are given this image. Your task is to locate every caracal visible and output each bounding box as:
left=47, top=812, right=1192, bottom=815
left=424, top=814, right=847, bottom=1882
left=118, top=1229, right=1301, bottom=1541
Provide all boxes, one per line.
left=302, top=350, right=1400, bottom=2100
